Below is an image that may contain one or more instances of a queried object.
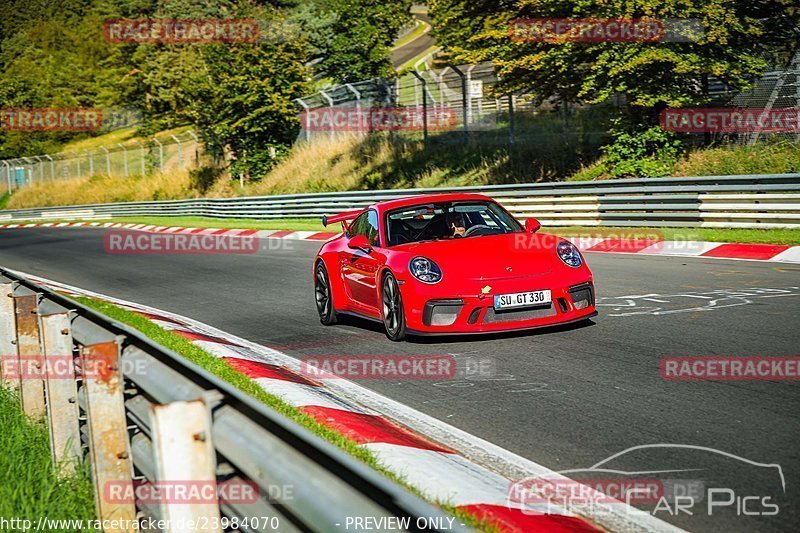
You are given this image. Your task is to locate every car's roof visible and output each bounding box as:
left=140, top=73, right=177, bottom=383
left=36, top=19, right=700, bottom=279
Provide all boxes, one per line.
left=370, top=193, right=493, bottom=213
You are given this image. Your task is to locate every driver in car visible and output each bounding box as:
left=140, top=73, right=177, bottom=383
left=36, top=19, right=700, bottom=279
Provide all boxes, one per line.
left=446, top=211, right=468, bottom=238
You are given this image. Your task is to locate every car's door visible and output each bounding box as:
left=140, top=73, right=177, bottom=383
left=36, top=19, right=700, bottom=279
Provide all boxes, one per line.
left=341, top=210, right=382, bottom=311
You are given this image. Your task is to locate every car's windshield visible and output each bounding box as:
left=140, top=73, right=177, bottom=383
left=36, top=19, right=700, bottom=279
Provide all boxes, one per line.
left=385, top=201, right=523, bottom=246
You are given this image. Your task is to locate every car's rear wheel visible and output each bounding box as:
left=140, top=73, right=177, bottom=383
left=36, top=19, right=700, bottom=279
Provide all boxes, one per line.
left=314, top=261, right=337, bottom=325
left=382, top=273, right=406, bottom=341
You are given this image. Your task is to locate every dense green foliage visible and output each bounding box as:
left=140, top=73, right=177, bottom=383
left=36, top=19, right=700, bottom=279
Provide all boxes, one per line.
left=291, top=0, right=412, bottom=82
left=0, top=0, right=410, bottom=178
left=430, top=0, right=799, bottom=176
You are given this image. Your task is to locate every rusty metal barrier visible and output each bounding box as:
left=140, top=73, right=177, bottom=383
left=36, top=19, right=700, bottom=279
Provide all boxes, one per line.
left=0, top=268, right=469, bottom=533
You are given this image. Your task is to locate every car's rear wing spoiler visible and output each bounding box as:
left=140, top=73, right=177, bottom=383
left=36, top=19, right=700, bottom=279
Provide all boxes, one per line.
left=322, top=209, right=362, bottom=229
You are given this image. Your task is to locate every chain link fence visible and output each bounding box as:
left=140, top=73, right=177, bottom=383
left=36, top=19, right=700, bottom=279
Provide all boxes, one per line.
left=296, top=54, right=800, bottom=148
left=295, top=62, right=622, bottom=150
left=1, top=130, right=200, bottom=194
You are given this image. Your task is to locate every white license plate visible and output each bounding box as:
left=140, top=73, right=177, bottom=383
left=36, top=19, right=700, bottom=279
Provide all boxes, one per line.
left=494, top=290, right=552, bottom=310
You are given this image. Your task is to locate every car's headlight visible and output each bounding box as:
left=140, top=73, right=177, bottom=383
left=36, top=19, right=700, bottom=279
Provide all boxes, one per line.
left=409, top=257, right=442, bottom=283
left=557, top=241, right=582, bottom=268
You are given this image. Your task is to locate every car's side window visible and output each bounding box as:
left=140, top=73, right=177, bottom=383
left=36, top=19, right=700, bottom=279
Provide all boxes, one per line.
left=347, top=213, right=368, bottom=238
left=366, top=210, right=380, bottom=246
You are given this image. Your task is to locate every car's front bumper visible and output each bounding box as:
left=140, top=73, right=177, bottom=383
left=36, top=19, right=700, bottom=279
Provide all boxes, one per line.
left=400, top=275, right=596, bottom=335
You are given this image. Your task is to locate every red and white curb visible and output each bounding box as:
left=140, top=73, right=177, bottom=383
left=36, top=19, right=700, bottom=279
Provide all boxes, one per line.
left=0, top=221, right=341, bottom=242
left=2, top=221, right=798, bottom=263
left=10, top=270, right=682, bottom=533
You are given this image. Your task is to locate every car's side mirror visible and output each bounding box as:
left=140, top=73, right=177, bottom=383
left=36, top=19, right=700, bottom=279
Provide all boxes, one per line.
left=348, top=234, right=372, bottom=252
left=525, top=218, right=541, bottom=233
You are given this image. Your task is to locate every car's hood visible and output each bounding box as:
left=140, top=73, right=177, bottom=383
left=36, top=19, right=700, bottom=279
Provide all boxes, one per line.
left=396, top=232, right=557, bottom=280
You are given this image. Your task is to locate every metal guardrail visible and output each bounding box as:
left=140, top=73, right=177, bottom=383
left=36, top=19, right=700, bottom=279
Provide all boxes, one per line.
left=2, top=173, right=800, bottom=228
left=0, top=269, right=470, bottom=533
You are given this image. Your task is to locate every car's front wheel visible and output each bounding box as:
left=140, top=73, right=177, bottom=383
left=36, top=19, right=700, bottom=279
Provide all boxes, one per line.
left=382, top=272, right=406, bottom=341
left=314, top=261, right=337, bottom=325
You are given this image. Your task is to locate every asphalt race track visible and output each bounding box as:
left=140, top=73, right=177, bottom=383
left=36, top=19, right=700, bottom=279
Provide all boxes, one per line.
left=2, top=227, right=798, bottom=533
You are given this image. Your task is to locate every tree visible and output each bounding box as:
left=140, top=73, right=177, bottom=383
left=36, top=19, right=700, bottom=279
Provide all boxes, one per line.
left=430, top=0, right=800, bottom=118
left=292, top=0, right=413, bottom=82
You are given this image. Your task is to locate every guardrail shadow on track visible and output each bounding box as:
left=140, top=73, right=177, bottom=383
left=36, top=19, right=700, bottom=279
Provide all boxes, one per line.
left=0, top=269, right=470, bottom=533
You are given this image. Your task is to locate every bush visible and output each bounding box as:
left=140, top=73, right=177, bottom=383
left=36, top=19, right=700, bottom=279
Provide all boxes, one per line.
left=189, top=166, right=224, bottom=194
left=603, top=122, right=684, bottom=178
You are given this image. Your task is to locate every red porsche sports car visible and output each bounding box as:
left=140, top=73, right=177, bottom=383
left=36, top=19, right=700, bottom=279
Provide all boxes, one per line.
left=313, top=193, right=596, bottom=341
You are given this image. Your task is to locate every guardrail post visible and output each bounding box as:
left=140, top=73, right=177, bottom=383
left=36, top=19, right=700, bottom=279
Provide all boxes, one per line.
left=0, top=277, right=19, bottom=391
left=81, top=338, right=137, bottom=531
left=150, top=398, right=222, bottom=532
left=13, top=287, right=46, bottom=417
left=39, top=304, right=81, bottom=477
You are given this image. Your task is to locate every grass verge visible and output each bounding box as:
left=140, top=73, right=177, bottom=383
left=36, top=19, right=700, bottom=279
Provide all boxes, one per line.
left=74, top=296, right=497, bottom=532
left=0, top=387, right=96, bottom=531
left=40, top=217, right=799, bottom=245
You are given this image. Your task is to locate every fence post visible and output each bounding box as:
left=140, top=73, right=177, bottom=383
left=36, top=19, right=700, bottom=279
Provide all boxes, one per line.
left=3, top=160, right=10, bottom=193
left=187, top=130, right=200, bottom=165
left=100, top=146, right=111, bottom=176
left=152, top=138, right=164, bottom=172
left=81, top=337, right=137, bottom=531
left=85, top=150, right=93, bottom=177
left=150, top=398, right=222, bottom=532
left=118, top=143, right=128, bottom=177
left=411, top=70, right=428, bottom=140
left=295, top=98, right=311, bottom=142
left=22, top=157, right=34, bottom=185
left=39, top=302, right=81, bottom=477
left=46, top=154, right=54, bottom=182
left=13, top=286, right=46, bottom=417
left=0, top=276, right=19, bottom=392
left=508, top=94, right=516, bottom=145
left=137, top=140, right=146, bottom=175
left=170, top=135, right=182, bottom=169
left=465, top=64, right=477, bottom=125
left=450, top=65, right=469, bottom=143
left=320, top=90, right=335, bottom=141
left=34, top=156, right=44, bottom=183
left=345, top=84, right=362, bottom=136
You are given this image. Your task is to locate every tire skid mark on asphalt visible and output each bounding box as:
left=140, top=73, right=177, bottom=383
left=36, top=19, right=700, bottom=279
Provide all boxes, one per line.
left=596, top=286, right=800, bottom=316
